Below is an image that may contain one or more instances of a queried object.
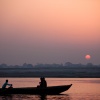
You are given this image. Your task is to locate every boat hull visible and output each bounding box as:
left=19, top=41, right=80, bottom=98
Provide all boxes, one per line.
left=0, top=84, right=72, bottom=95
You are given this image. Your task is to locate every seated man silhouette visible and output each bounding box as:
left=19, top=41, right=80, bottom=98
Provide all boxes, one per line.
left=2, top=80, right=12, bottom=90
left=38, top=77, right=47, bottom=88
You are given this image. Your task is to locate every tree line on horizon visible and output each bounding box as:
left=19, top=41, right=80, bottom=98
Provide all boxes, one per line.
left=0, top=62, right=100, bottom=68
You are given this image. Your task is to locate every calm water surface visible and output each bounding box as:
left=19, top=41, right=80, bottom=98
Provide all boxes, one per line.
left=0, top=78, right=100, bottom=100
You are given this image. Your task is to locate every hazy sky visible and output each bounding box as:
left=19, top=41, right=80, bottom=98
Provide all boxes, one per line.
left=0, top=0, right=100, bottom=65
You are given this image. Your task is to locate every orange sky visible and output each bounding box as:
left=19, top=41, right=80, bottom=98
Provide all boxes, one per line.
left=0, top=0, right=100, bottom=65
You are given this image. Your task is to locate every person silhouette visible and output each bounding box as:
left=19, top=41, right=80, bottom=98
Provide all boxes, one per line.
left=2, top=80, right=12, bottom=89
left=39, top=77, right=47, bottom=88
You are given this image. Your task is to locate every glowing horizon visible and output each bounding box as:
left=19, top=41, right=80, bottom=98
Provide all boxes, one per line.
left=0, top=0, right=100, bottom=65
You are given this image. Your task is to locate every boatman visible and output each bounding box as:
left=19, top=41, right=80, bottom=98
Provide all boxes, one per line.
left=2, top=80, right=12, bottom=90
left=40, top=77, right=47, bottom=88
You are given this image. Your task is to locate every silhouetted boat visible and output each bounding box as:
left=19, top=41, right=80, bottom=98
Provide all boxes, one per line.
left=0, top=84, right=72, bottom=95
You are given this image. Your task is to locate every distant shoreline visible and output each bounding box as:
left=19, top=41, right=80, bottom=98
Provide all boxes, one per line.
left=0, top=67, right=100, bottom=78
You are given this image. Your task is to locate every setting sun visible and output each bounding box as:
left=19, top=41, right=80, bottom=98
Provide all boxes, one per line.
left=85, top=55, right=91, bottom=60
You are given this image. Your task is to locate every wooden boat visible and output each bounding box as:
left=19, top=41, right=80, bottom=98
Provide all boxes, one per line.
left=0, top=84, right=72, bottom=95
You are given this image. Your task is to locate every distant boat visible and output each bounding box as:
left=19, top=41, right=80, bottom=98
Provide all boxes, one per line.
left=0, top=84, right=72, bottom=95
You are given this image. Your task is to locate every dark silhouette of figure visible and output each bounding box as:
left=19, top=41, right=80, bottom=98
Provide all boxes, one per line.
left=2, top=80, right=12, bottom=89
left=39, top=77, right=47, bottom=88
left=8, top=84, right=13, bottom=89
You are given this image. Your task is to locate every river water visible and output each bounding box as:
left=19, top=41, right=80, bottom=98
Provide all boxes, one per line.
left=0, top=78, right=100, bottom=100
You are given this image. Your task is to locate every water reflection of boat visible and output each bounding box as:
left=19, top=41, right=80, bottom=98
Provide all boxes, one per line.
left=0, top=84, right=72, bottom=95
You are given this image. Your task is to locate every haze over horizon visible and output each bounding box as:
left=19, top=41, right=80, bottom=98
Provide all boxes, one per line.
left=0, top=0, right=100, bottom=65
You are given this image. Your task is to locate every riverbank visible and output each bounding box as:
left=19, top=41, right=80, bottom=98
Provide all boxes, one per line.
left=0, top=67, right=100, bottom=78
